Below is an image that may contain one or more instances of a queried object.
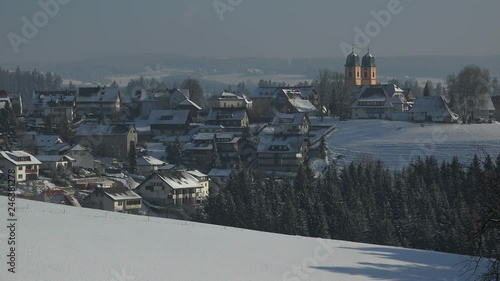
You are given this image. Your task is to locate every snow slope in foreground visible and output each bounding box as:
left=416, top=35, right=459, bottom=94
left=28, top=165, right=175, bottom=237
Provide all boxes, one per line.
left=0, top=198, right=473, bottom=281
left=322, top=119, right=500, bottom=170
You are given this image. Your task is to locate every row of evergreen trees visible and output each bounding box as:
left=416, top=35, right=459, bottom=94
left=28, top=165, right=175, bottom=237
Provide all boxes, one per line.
left=199, top=154, right=499, bottom=262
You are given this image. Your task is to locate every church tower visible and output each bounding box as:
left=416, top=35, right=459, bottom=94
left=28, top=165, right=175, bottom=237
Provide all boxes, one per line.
left=361, top=49, right=377, bottom=85
left=344, top=47, right=362, bottom=87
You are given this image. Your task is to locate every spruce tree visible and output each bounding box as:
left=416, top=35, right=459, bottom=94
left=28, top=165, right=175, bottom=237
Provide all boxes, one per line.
left=319, top=135, right=328, bottom=159
left=211, top=136, right=222, bottom=169
left=128, top=142, right=137, bottom=173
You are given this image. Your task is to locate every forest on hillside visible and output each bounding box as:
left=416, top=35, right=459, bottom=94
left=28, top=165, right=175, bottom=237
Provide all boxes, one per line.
left=197, top=154, right=500, bottom=279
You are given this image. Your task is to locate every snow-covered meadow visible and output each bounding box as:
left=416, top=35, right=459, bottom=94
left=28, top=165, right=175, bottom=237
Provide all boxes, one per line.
left=317, top=118, right=500, bottom=170
left=0, top=198, right=479, bottom=281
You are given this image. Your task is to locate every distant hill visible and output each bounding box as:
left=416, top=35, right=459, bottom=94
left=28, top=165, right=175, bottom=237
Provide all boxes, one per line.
left=2, top=54, right=499, bottom=85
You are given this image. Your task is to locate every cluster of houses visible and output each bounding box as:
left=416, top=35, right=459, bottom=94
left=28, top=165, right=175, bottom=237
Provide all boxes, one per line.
left=1, top=51, right=499, bottom=216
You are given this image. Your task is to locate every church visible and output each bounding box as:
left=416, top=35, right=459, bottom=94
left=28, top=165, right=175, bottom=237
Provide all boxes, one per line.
left=346, top=49, right=414, bottom=120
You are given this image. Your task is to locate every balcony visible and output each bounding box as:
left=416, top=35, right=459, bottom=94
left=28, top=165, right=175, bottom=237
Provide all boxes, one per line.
left=25, top=168, right=38, bottom=174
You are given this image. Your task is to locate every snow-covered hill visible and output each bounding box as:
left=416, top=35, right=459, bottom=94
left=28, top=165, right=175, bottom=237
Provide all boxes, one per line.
left=320, top=119, right=500, bottom=170
left=0, top=197, right=476, bottom=281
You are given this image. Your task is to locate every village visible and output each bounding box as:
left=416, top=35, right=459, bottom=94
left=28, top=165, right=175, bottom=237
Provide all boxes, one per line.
left=1, top=50, right=499, bottom=219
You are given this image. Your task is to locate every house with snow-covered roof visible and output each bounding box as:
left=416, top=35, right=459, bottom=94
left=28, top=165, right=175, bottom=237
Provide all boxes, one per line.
left=471, top=95, right=496, bottom=121
left=76, top=86, right=121, bottom=117
left=183, top=133, right=242, bottom=171
left=270, top=112, right=310, bottom=135
left=209, top=91, right=252, bottom=110
left=32, top=90, right=77, bottom=123
left=58, top=144, right=95, bottom=169
left=140, top=88, right=196, bottom=118
left=208, top=168, right=232, bottom=188
left=409, top=96, right=459, bottom=123
left=351, top=84, right=413, bottom=120
left=0, top=90, right=23, bottom=115
left=136, top=170, right=206, bottom=206
left=74, top=123, right=137, bottom=159
left=0, top=151, right=42, bottom=182
left=137, top=155, right=168, bottom=175
left=35, top=154, right=75, bottom=173
left=256, top=134, right=307, bottom=173
left=82, top=187, right=142, bottom=214
left=148, top=109, right=192, bottom=136
left=206, top=108, right=249, bottom=128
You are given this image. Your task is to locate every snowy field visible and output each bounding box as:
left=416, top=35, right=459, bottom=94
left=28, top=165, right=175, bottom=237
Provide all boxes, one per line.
left=317, top=118, right=500, bottom=170
left=0, top=198, right=479, bottom=281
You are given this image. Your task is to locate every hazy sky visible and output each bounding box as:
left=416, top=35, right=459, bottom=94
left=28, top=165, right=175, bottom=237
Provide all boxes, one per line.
left=0, top=0, right=499, bottom=63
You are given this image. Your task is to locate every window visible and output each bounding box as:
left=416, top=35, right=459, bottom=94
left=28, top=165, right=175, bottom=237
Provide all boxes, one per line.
left=357, top=72, right=360, bottom=77
left=372, top=72, right=375, bottom=78
left=349, top=71, right=352, bottom=78
left=18, top=166, right=23, bottom=171
left=117, top=201, right=123, bottom=206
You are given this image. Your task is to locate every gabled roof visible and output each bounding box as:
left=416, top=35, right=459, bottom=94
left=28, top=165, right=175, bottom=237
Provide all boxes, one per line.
left=34, top=135, right=63, bottom=147
left=76, top=87, right=120, bottom=103
left=476, top=95, right=496, bottom=111
left=148, top=110, right=191, bottom=125
left=409, top=96, right=459, bottom=119
left=0, top=151, right=42, bottom=165
left=75, top=124, right=135, bottom=136
left=208, top=168, right=232, bottom=177
left=33, top=90, right=76, bottom=108
left=352, top=87, right=394, bottom=108
left=95, top=187, right=141, bottom=201
left=492, top=96, right=500, bottom=112
left=206, top=108, right=247, bottom=121
left=137, top=156, right=166, bottom=167
left=257, top=134, right=306, bottom=154
left=287, top=98, right=317, bottom=112
left=186, top=170, right=207, bottom=179
left=271, top=113, right=309, bottom=126
left=153, top=170, right=202, bottom=190
left=177, top=99, right=202, bottom=110
left=35, top=155, right=75, bottom=163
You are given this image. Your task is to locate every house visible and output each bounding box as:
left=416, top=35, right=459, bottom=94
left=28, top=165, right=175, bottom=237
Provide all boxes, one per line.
left=351, top=85, right=412, bottom=119
left=18, top=133, right=64, bottom=155
left=140, top=88, right=194, bottom=118
left=135, top=170, right=206, bottom=206
left=0, top=151, right=42, bottom=182
left=33, top=189, right=81, bottom=207
left=74, top=124, right=138, bottom=159
left=208, top=168, right=232, bottom=188
left=60, top=144, right=95, bottom=169
left=208, top=91, right=252, bottom=109
left=186, top=170, right=209, bottom=201
left=32, top=90, right=77, bottom=123
left=472, top=95, right=496, bottom=121
left=137, top=155, right=168, bottom=175
left=0, top=90, right=23, bottom=115
left=76, top=86, right=121, bottom=117
left=270, top=113, right=310, bottom=135
left=183, top=133, right=242, bottom=171
left=82, top=187, right=142, bottom=214
left=250, top=87, right=319, bottom=121
left=256, top=134, right=307, bottom=173
left=409, top=96, right=459, bottom=123
left=492, top=96, right=500, bottom=120
left=206, top=108, right=249, bottom=128
left=35, top=155, right=75, bottom=173
left=148, top=110, right=192, bottom=136
left=175, top=99, right=202, bottom=123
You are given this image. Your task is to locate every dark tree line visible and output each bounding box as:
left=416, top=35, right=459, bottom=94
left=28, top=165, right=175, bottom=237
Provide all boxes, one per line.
left=199, top=154, right=499, bottom=279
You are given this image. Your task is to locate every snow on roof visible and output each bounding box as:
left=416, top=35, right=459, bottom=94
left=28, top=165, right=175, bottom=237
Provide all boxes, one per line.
left=34, top=135, right=62, bottom=147
left=76, top=87, right=120, bottom=103
left=208, top=168, right=232, bottom=177
left=148, top=110, right=191, bottom=125
left=33, top=90, right=76, bottom=108
left=409, top=96, right=458, bottom=118
left=156, top=170, right=202, bottom=190
left=43, top=143, right=71, bottom=153
left=476, top=95, right=496, bottom=111
left=257, top=134, right=306, bottom=154
left=35, top=155, right=75, bottom=163
left=0, top=197, right=471, bottom=281
left=206, top=108, right=247, bottom=121
left=137, top=156, right=166, bottom=167
left=271, top=112, right=308, bottom=126
left=178, top=99, right=202, bottom=110
left=186, top=170, right=207, bottom=179
left=75, top=124, right=134, bottom=136
left=0, top=151, right=42, bottom=165
left=96, top=187, right=141, bottom=201
left=289, top=98, right=317, bottom=112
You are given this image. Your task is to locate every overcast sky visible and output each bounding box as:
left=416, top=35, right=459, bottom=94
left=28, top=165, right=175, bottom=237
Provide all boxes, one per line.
left=0, top=0, right=499, bottom=63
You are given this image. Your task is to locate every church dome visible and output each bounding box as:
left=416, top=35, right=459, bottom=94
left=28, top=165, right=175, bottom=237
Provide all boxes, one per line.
left=362, top=51, right=376, bottom=67
left=345, top=51, right=360, bottom=67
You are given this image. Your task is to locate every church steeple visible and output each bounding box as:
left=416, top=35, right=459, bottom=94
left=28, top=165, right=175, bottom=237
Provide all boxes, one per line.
left=345, top=46, right=362, bottom=86
left=361, top=49, right=377, bottom=85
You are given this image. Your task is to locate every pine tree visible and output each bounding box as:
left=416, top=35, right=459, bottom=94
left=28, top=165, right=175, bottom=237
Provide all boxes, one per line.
left=128, top=142, right=137, bottom=173
left=0, top=102, right=18, bottom=150
left=423, top=82, right=431, bottom=96
left=171, top=137, right=184, bottom=165
left=319, top=135, right=328, bottom=159
left=211, top=136, right=222, bottom=169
